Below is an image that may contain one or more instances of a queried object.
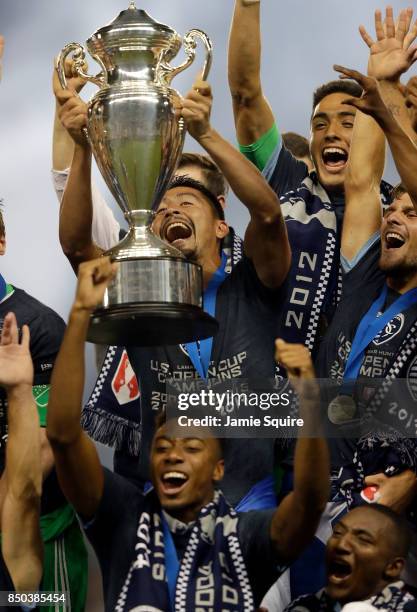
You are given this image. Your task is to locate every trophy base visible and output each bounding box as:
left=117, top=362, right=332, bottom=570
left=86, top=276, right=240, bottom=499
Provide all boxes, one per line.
left=87, top=303, right=218, bottom=347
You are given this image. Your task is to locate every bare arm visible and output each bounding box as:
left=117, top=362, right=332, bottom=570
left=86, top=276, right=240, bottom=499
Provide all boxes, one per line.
left=53, top=63, right=121, bottom=251
left=346, top=7, right=417, bottom=210
left=333, top=70, right=417, bottom=217
left=0, top=315, right=43, bottom=593
left=47, top=258, right=117, bottom=519
left=59, top=142, right=103, bottom=270
left=55, top=87, right=103, bottom=270
left=3, top=386, right=43, bottom=592
left=52, top=58, right=87, bottom=171
left=52, top=103, right=75, bottom=171
left=375, top=81, right=417, bottom=207
left=270, top=341, right=329, bottom=563
left=184, top=80, right=290, bottom=288
left=228, top=0, right=275, bottom=145
left=332, top=70, right=386, bottom=261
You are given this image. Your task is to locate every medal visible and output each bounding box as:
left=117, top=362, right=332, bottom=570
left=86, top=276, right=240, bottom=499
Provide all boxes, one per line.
left=328, top=394, right=356, bottom=424
left=332, top=284, right=417, bottom=423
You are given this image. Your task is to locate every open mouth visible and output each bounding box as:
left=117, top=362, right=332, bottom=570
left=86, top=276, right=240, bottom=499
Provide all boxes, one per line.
left=328, top=559, right=353, bottom=584
left=160, top=471, right=189, bottom=495
left=163, top=221, right=193, bottom=245
left=322, top=147, right=348, bottom=171
left=385, top=231, right=406, bottom=250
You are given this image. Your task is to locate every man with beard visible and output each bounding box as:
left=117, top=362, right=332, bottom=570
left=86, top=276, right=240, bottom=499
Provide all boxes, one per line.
left=260, top=9, right=417, bottom=607
left=315, top=13, right=417, bottom=520
left=55, top=74, right=292, bottom=510
left=46, top=256, right=329, bottom=612
left=284, top=505, right=414, bottom=611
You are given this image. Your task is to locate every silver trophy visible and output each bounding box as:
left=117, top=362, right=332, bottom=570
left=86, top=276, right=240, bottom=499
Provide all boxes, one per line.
left=57, top=2, right=218, bottom=346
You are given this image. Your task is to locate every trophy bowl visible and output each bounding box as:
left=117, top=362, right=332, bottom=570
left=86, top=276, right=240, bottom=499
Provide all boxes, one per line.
left=57, top=2, right=218, bottom=346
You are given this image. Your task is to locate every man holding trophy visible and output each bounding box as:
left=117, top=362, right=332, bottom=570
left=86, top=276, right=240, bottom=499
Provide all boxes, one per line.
left=56, top=6, right=294, bottom=513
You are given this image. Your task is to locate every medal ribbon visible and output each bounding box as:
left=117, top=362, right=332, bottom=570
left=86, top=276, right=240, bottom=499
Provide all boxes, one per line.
left=0, top=274, right=6, bottom=302
left=185, top=252, right=228, bottom=380
left=161, top=515, right=179, bottom=611
left=342, top=283, right=417, bottom=389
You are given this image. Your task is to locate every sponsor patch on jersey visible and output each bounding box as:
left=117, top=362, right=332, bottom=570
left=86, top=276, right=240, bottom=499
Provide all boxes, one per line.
left=372, top=313, right=404, bottom=346
left=111, top=350, right=140, bottom=405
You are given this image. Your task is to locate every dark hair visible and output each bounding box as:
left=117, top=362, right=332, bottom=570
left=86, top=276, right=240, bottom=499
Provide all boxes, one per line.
left=168, top=175, right=225, bottom=220
left=312, top=80, right=363, bottom=113
left=349, top=504, right=411, bottom=558
left=178, top=153, right=229, bottom=199
left=282, top=132, right=310, bottom=159
left=391, top=182, right=408, bottom=201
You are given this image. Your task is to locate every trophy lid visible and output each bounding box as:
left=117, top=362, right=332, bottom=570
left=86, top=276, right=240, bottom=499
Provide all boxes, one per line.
left=87, top=2, right=182, bottom=57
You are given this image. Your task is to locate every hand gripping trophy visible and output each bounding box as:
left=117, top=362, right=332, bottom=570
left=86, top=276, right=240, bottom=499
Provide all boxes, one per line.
left=57, top=2, right=216, bottom=346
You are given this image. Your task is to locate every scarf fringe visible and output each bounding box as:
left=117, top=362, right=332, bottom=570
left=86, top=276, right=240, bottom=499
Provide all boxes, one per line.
left=81, top=405, right=140, bottom=456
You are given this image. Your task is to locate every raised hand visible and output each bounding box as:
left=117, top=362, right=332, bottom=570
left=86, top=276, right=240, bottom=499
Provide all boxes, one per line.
left=0, top=313, right=33, bottom=390
left=275, top=339, right=318, bottom=407
left=360, top=6, right=417, bottom=81
left=53, top=58, right=87, bottom=97
left=53, top=58, right=89, bottom=147
left=364, top=470, right=417, bottom=513
left=55, top=89, right=89, bottom=147
left=333, top=65, right=388, bottom=120
left=73, top=257, right=118, bottom=313
left=181, top=77, right=213, bottom=142
left=275, top=339, right=315, bottom=380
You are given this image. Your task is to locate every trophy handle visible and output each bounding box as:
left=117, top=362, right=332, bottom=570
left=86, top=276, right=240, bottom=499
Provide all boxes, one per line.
left=56, top=43, right=106, bottom=89
left=159, top=29, right=213, bottom=85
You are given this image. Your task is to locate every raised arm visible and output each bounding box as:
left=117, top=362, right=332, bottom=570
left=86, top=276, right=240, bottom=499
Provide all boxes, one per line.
left=183, top=79, right=291, bottom=288
left=0, top=314, right=43, bottom=593
left=364, top=7, right=417, bottom=141
left=55, top=81, right=102, bottom=270
left=47, top=258, right=117, bottom=519
left=337, top=66, right=417, bottom=214
left=332, top=67, right=385, bottom=262
left=52, top=62, right=121, bottom=250
left=228, top=0, right=275, bottom=148
left=335, top=8, right=417, bottom=213
left=270, top=340, right=329, bottom=563
left=52, top=59, right=87, bottom=171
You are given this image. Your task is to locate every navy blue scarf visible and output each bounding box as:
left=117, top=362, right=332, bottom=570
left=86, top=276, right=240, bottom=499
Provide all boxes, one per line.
left=277, top=175, right=392, bottom=366
left=82, top=229, right=244, bottom=455
left=114, top=490, right=254, bottom=612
